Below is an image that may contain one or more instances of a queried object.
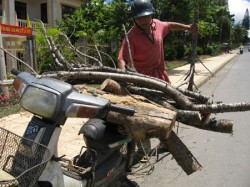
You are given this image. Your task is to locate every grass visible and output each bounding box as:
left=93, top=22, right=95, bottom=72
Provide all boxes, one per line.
left=0, top=105, right=22, bottom=118
left=166, top=60, right=188, bottom=70
left=165, top=54, right=212, bottom=70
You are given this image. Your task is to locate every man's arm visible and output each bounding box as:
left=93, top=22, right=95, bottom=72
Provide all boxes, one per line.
left=169, top=22, right=198, bottom=33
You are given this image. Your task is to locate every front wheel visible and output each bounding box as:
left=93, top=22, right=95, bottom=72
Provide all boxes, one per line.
left=126, top=140, right=136, bottom=171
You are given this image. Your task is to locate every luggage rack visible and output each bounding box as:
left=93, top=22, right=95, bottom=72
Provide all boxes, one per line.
left=0, top=127, right=51, bottom=187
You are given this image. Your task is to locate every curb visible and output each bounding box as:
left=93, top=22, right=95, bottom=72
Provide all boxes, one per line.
left=168, top=51, right=238, bottom=90
left=195, top=53, right=238, bottom=88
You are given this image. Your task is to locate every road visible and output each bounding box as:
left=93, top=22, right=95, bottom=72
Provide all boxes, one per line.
left=136, top=48, right=250, bottom=187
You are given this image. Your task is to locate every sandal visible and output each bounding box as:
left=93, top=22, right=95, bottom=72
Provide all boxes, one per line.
left=140, top=156, right=149, bottom=163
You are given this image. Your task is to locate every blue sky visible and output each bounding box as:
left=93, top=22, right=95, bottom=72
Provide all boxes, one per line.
left=228, top=0, right=250, bottom=24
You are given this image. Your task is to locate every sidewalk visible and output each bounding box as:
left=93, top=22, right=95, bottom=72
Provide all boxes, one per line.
left=168, top=49, right=238, bottom=89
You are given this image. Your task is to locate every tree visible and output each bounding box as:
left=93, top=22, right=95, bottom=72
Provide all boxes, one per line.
left=242, top=8, right=249, bottom=42
left=242, top=8, right=250, bottom=30
left=59, top=0, right=131, bottom=44
left=232, top=23, right=246, bottom=43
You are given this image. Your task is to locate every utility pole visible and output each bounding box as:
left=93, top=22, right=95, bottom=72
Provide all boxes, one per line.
left=0, top=32, right=8, bottom=93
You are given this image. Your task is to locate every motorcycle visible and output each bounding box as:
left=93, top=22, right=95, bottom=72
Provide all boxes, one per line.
left=0, top=69, right=137, bottom=187
left=240, top=47, right=243, bottom=54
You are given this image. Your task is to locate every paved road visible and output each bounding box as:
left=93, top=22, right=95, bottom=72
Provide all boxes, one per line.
left=137, top=48, right=250, bottom=187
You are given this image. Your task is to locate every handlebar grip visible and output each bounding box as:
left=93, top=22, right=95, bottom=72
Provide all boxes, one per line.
left=11, top=68, right=21, bottom=76
left=110, top=104, right=135, bottom=116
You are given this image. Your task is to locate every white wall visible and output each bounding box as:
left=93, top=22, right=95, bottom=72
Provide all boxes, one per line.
left=6, top=0, right=81, bottom=25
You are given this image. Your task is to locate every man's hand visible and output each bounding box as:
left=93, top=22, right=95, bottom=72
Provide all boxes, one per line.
left=188, top=23, right=198, bottom=33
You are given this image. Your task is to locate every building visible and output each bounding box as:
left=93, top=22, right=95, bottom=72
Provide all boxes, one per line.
left=0, top=0, right=81, bottom=90
left=1, top=0, right=81, bottom=27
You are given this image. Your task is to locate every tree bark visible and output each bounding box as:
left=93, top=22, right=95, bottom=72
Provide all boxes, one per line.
left=176, top=110, right=233, bottom=133
left=100, top=78, right=127, bottom=95
left=187, top=10, right=199, bottom=91
left=43, top=71, right=194, bottom=109
left=79, top=84, right=202, bottom=175
left=161, top=131, right=202, bottom=175
left=83, top=87, right=177, bottom=139
left=98, top=79, right=233, bottom=133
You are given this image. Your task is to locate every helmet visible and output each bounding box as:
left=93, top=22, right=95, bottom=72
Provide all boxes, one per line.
left=131, top=0, right=155, bottom=18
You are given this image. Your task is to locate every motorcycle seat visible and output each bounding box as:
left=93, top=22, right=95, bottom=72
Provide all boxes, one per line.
left=79, top=118, right=106, bottom=141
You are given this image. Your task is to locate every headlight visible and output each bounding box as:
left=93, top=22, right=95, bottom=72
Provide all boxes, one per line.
left=21, top=86, right=57, bottom=118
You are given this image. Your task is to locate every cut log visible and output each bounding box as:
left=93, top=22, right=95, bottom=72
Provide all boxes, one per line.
left=126, top=85, right=176, bottom=110
left=161, top=131, right=202, bottom=175
left=43, top=71, right=194, bottom=109
left=101, top=94, right=176, bottom=140
left=78, top=84, right=202, bottom=175
left=98, top=79, right=233, bottom=133
left=176, top=110, right=233, bottom=133
left=205, top=118, right=233, bottom=133
left=176, top=110, right=202, bottom=126
left=78, top=84, right=176, bottom=140
left=100, top=78, right=127, bottom=95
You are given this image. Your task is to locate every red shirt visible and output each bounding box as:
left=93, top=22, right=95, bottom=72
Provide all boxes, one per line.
left=118, top=19, right=171, bottom=82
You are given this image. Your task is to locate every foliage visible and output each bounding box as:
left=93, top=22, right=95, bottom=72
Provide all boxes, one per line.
left=35, top=22, right=79, bottom=73
left=198, top=20, right=219, bottom=48
left=59, top=0, right=131, bottom=44
left=196, top=47, right=203, bottom=55
left=56, top=0, right=133, bottom=67
left=203, top=45, right=214, bottom=55
left=35, top=0, right=249, bottom=71
left=164, top=46, right=177, bottom=60
left=242, top=8, right=249, bottom=30
left=242, top=8, right=249, bottom=43
left=232, top=23, right=247, bottom=44
left=35, top=23, right=61, bottom=73
left=203, top=44, right=221, bottom=55
left=175, top=41, right=185, bottom=59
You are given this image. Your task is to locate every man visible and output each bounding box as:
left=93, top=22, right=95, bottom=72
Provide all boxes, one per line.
left=118, top=0, right=198, bottom=83
left=117, top=0, right=198, bottom=161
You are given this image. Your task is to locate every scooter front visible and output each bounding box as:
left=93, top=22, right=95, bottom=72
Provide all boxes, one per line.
left=10, top=69, right=135, bottom=187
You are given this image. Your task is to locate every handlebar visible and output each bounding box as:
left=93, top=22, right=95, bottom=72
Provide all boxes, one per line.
left=110, top=104, right=135, bottom=116
left=12, top=69, right=136, bottom=118
left=11, top=68, right=21, bottom=76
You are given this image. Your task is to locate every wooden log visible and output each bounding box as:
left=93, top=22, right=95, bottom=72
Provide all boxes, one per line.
left=176, top=110, right=233, bottom=133
left=205, top=118, right=233, bottom=133
left=100, top=78, right=127, bottom=95
left=78, top=84, right=176, bottom=140
left=193, top=102, right=250, bottom=114
left=43, top=71, right=194, bottom=110
left=126, top=85, right=176, bottom=110
left=176, top=87, right=209, bottom=104
left=101, top=94, right=176, bottom=140
left=78, top=84, right=202, bottom=174
left=160, top=131, right=202, bottom=175
left=176, top=110, right=202, bottom=126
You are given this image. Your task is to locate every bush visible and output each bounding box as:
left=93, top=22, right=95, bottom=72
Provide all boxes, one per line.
left=164, top=46, right=177, bottom=60
left=175, top=43, right=185, bottom=59
left=0, top=86, right=21, bottom=118
left=203, top=46, right=214, bottom=55
left=196, top=47, right=203, bottom=55
left=212, top=44, right=222, bottom=55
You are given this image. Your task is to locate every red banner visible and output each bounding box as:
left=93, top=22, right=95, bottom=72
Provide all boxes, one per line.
left=0, top=24, right=32, bottom=36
